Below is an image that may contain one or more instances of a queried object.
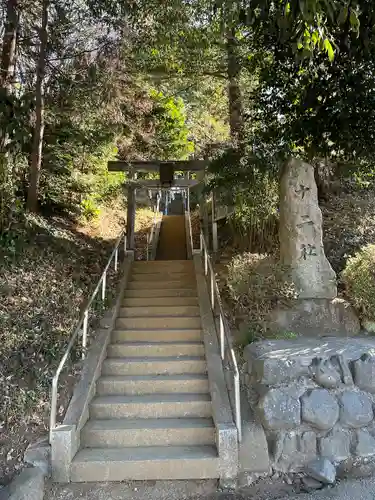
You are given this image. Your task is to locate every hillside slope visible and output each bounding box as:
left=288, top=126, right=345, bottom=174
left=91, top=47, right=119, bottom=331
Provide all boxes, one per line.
left=0, top=205, right=154, bottom=485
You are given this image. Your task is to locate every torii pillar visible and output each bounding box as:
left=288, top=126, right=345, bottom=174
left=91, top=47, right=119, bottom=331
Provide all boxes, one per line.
left=197, top=170, right=209, bottom=248
left=126, top=173, right=136, bottom=250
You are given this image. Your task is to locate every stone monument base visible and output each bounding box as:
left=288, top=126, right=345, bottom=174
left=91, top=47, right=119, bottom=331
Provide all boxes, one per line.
left=243, top=337, right=375, bottom=482
left=268, top=297, right=360, bottom=337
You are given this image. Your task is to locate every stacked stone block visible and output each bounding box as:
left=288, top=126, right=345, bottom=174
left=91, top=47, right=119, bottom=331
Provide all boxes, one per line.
left=244, top=338, right=375, bottom=473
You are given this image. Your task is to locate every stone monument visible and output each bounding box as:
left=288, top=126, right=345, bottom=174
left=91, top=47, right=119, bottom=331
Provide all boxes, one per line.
left=269, top=157, right=359, bottom=336
left=279, top=158, right=337, bottom=299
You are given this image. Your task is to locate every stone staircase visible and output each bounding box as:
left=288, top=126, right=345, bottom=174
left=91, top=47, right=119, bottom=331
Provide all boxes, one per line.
left=70, top=259, right=219, bottom=482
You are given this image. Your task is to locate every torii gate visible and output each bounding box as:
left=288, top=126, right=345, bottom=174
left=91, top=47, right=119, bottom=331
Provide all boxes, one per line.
left=108, top=160, right=213, bottom=250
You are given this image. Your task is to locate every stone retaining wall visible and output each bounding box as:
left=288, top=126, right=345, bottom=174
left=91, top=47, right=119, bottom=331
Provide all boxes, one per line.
left=244, top=337, right=375, bottom=476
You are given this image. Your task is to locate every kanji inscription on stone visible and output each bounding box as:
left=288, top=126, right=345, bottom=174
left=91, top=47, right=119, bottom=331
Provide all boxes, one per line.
left=301, top=244, right=317, bottom=260
left=295, top=184, right=311, bottom=199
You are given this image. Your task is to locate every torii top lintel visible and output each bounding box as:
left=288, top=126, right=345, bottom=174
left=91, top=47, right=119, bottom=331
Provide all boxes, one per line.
left=107, top=160, right=207, bottom=173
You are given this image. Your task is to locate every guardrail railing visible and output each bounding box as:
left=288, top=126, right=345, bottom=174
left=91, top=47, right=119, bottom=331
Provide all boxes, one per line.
left=49, top=229, right=127, bottom=441
left=185, top=191, right=242, bottom=442
left=199, top=230, right=242, bottom=442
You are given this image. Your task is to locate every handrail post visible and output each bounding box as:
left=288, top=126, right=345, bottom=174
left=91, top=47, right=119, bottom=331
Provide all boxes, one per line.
left=204, top=248, right=208, bottom=276
left=149, top=229, right=151, bottom=258
left=50, top=376, right=58, bottom=441
left=234, top=371, right=242, bottom=442
left=114, top=247, right=118, bottom=272
left=102, top=271, right=107, bottom=301
left=82, top=309, right=89, bottom=360
left=124, top=234, right=127, bottom=254
left=210, top=270, right=215, bottom=309
left=219, top=314, right=224, bottom=360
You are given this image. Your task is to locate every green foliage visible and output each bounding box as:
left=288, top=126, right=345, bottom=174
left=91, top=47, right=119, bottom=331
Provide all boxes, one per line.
left=40, top=126, right=124, bottom=212
left=0, top=5, right=200, bottom=227
left=273, top=331, right=299, bottom=340
left=240, top=325, right=299, bottom=345
left=149, top=89, right=194, bottom=160
left=342, top=244, right=375, bottom=320
left=80, top=197, right=100, bottom=221
left=208, top=146, right=280, bottom=252
left=229, top=174, right=279, bottom=253
left=227, top=252, right=298, bottom=337
left=244, top=0, right=375, bottom=168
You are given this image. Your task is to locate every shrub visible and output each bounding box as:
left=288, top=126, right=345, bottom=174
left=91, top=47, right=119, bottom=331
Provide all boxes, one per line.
left=208, top=146, right=280, bottom=254
left=341, top=244, right=375, bottom=320
left=227, top=252, right=298, bottom=340
left=80, top=197, right=100, bottom=221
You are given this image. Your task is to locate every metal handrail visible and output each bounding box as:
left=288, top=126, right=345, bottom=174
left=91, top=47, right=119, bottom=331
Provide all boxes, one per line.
left=49, top=229, right=127, bottom=441
left=199, top=230, right=242, bottom=442
left=185, top=189, right=241, bottom=441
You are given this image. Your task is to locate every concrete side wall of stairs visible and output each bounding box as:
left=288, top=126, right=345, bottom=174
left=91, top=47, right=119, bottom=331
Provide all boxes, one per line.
left=51, top=257, right=238, bottom=485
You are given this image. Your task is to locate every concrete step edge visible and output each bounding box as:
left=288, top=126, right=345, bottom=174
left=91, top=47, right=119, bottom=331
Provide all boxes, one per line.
left=72, top=445, right=218, bottom=462
left=127, top=286, right=197, bottom=291
left=91, top=393, right=211, bottom=404
left=118, top=309, right=201, bottom=318
left=104, top=356, right=206, bottom=362
left=122, top=298, right=199, bottom=305
left=107, top=344, right=205, bottom=358
left=132, top=261, right=193, bottom=264
left=98, top=374, right=209, bottom=382
left=130, top=273, right=195, bottom=278
left=119, top=306, right=201, bottom=312
left=112, top=329, right=203, bottom=333
left=98, top=374, right=208, bottom=382
left=111, top=330, right=203, bottom=341
left=83, top=417, right=215, bottom=431
left=123, top=290, right=198, bottom=297
left=108, top=341, right=204, bottom=347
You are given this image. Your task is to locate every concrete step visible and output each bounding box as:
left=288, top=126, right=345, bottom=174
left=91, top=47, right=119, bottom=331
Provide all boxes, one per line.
left=131, top=273, right=195, bottom=282
left=112, top=329, right=202, bottom=343
left=124, top=289, right=197, bottom=298
left=90, top=394, right=212, bottom=419
left=116, top=317, right=201, bottom=330
left=118, top=306, right=200, bottom=318
left=107, top=342, right=205, bottom=358
left=81, top=418, right=215, bottom=448
left=133, top=260, right=193, bottom=265
left=71, top=445, right=219, bottom=482
left=123, top=297, right=199, bottom=307
left=128, top=281, right=197, bottom=290
left=102, top=356, right=207, bottom=376
left=96, top=374, right=210, bottom=395
left=132, top=261, right=194, bottom=273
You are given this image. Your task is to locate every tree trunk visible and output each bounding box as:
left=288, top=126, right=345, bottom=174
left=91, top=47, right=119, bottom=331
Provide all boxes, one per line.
left=27, top=0, right=49, bottom=213
left=226, top=27, right=244, bottom=146
left=0, top=0, right=19, bottom=90
left=0, top=0, right=20, bottom=230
